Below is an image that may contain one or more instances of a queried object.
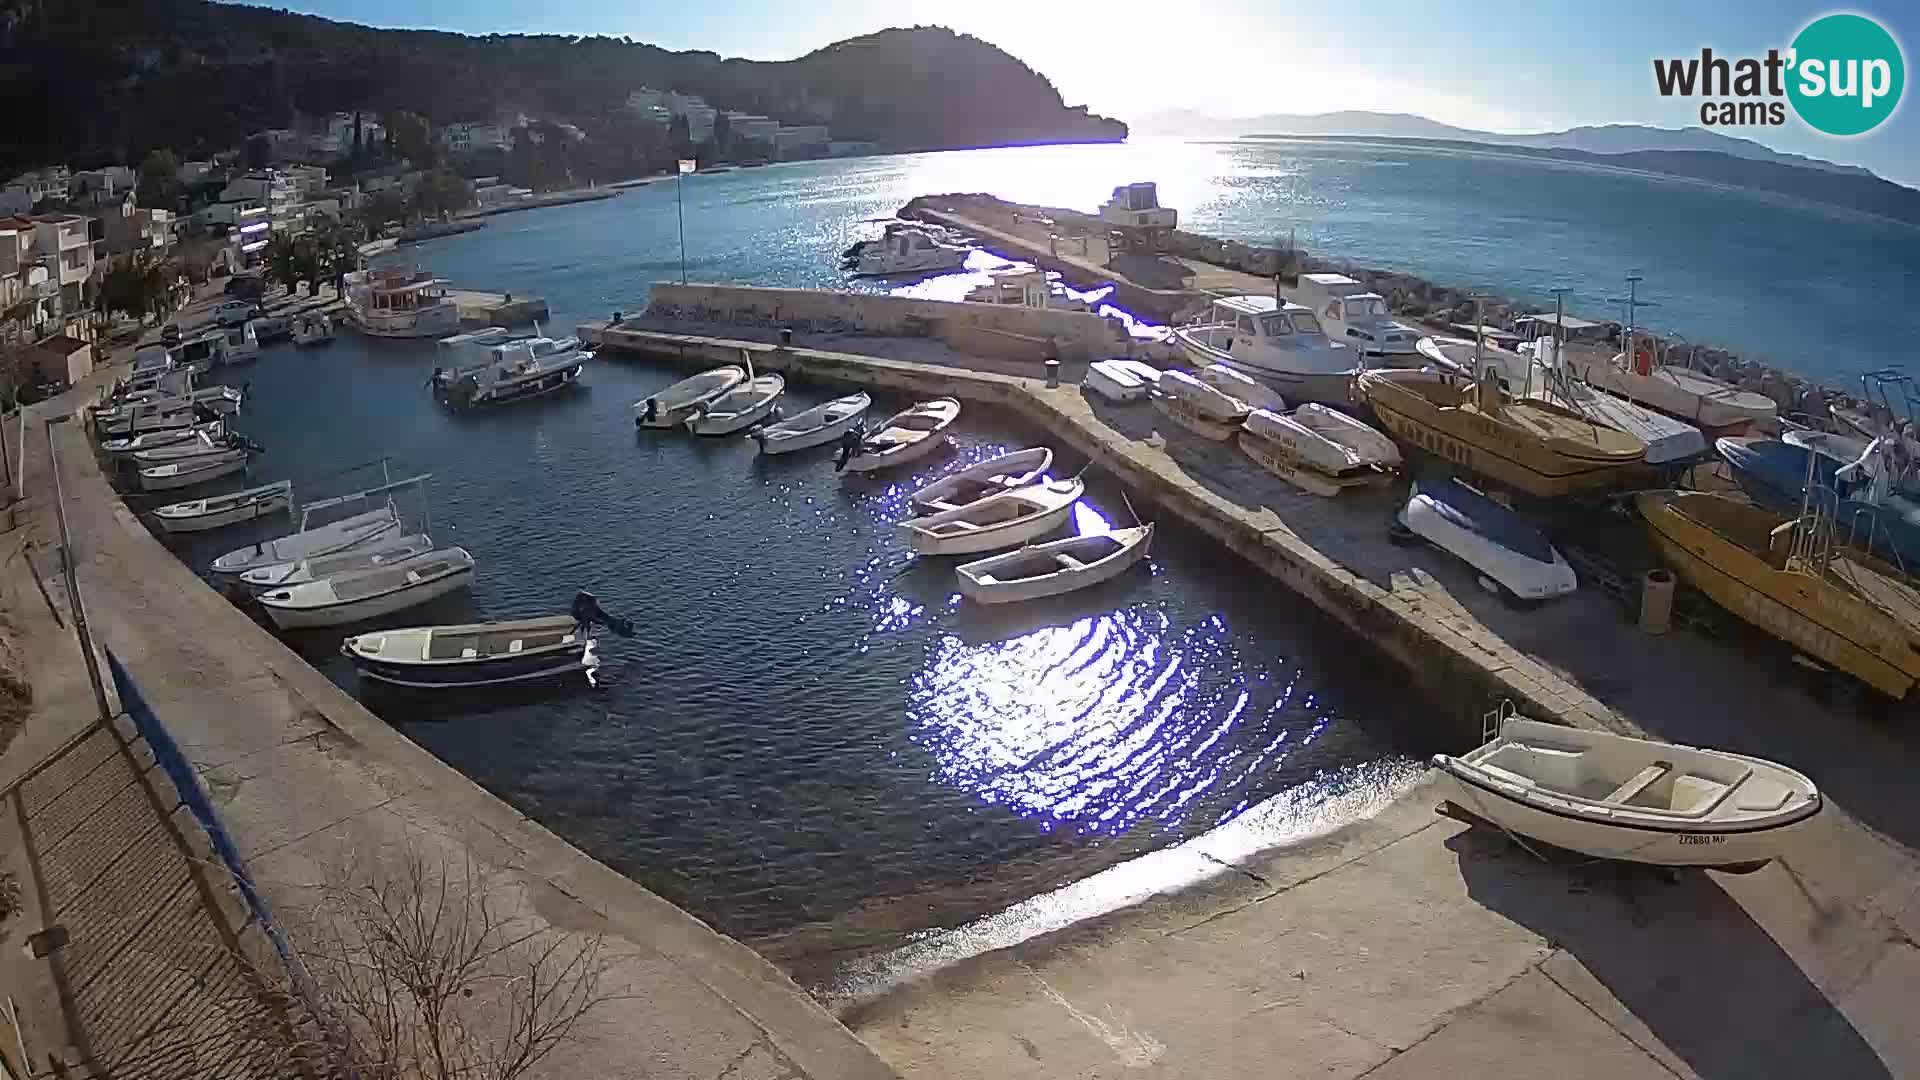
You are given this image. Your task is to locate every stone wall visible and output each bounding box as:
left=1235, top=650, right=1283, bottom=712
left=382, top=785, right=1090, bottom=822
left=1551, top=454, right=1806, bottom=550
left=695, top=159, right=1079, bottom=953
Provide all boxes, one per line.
left=642, top=283, right=1129, bottom=362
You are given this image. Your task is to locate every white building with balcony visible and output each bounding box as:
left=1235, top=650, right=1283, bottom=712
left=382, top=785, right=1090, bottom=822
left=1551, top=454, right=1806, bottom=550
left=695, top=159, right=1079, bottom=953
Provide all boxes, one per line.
left=4, top=167, right=71, bottom=209
left=24, top=213, right=94, bottom=311
left=219, top=171, right=303, bottom=232
left=441, top=122, right=512, bottom=154
left=723, top=113, right=781, bottom=146
left=100, top=196, right=175, bottom=259
left=773, top=125, right=830, bottom=159
left=0, top=223, right=60, bottom=341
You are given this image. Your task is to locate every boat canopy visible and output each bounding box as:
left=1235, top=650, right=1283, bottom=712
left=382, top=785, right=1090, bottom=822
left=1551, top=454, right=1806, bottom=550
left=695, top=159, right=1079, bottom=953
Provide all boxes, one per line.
left=1416, top=478, right=1556, bottom=564
left=1212, top=295, right=1279, bottom=318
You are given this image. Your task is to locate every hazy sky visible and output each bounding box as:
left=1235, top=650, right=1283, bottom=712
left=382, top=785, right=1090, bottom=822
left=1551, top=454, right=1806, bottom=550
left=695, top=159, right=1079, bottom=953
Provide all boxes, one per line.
left=241, top=0, right=1918, bottom=183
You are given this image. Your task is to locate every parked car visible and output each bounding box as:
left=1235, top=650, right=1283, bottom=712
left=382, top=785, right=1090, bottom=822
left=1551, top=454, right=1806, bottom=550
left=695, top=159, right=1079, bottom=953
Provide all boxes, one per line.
left=213, top=300, right=259, bottom=328
left=160, top=323, right=182, bottom=346
left=223, top=274, right=267, bottom=302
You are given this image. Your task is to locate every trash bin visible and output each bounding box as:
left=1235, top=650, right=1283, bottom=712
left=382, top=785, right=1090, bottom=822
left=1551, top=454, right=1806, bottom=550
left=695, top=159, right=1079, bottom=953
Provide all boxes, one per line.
left=1640, top=568, right=1675, bottom=634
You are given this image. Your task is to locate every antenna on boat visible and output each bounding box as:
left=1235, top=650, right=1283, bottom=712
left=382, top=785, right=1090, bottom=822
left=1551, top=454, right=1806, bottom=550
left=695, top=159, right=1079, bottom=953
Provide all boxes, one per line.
left=1121, top=490, right=1142, bottom=527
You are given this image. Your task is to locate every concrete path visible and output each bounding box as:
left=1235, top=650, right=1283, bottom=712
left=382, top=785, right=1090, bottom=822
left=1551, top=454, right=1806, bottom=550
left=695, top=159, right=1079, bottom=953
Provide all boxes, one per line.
left=0, top=306, right=896, bottom=1079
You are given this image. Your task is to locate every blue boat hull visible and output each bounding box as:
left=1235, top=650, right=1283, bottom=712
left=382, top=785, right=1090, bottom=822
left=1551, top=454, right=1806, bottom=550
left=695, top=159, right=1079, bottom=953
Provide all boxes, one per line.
left=1716, top=438, right=1920, bottom=569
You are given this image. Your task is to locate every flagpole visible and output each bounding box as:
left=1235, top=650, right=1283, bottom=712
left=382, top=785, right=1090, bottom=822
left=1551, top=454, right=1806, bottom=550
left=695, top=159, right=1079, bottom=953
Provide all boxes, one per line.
left=676, top=170, right=687, bottom=285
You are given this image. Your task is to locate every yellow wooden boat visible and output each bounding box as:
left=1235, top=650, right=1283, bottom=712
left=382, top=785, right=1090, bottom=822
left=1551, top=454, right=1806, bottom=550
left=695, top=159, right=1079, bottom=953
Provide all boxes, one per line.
left=1637, top=489, right=1920, bottom=698
left=1358, top=369, right=1646, bottom=498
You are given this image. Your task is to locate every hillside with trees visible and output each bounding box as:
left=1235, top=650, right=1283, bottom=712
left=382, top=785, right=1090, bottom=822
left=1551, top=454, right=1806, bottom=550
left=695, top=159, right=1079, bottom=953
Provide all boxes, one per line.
left=0, top=1, right=1126, bottom=172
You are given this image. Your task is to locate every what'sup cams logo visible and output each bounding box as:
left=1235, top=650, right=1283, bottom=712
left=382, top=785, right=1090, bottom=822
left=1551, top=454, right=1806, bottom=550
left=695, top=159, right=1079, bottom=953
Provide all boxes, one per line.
left=1653, top=13, right=1905, bottom=135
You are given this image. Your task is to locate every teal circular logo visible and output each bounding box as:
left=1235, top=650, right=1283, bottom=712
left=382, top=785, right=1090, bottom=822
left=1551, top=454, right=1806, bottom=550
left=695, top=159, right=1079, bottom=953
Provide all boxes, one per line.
left=1788, top=13, right=1905, bottom=136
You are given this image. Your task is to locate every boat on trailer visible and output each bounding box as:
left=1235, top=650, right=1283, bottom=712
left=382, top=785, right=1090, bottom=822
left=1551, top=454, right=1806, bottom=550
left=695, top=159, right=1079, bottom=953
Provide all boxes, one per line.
left=751, top=393, right=870, bottom=455
left=955, top=524, right=1153, bottom=604
left=839, top=398, right=961, bottom=472
left=341, top=592, right=634, bottom=689
left=1435, top=715, right=1821, bottom=872
left=910, top=448, right=1052, bottom=514
left=153, top=480, right=292, bottom=534
left=899, top=477, right=1085, bottom=556
left=634, top=365, right=747, bottom=428
left=258, top=547, right=475, bottom=630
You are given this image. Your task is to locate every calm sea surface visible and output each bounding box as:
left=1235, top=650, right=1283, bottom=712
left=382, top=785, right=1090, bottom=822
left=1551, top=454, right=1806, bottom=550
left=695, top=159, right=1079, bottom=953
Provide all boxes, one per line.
left=151, top=138, right=1914, bottom=976
left=431, top=136, right=1918, bottom=381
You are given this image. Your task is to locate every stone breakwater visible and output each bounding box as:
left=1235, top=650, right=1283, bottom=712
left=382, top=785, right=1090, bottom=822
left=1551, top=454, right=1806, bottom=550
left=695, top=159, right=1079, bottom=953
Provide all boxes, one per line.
left=901, top=193, right=1869, bottom=429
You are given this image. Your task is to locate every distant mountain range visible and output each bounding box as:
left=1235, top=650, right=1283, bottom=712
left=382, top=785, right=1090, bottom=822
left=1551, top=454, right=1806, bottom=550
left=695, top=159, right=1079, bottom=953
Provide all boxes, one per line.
left=1139, top=109, right=1878, bottom=179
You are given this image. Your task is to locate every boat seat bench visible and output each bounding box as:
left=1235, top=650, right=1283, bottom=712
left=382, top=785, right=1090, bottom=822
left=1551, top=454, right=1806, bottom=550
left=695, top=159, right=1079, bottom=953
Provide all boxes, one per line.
left=1603, top=761, right=1673, bottom=805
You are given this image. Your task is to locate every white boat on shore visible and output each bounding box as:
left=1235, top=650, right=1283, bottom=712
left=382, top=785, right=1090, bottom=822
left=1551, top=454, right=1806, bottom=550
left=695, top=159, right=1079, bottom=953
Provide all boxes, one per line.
left=343, top=263, right=463, bottom=338
left=686, top=373, right=785, bottom=435
left=292, top=312, right=335, bottom=346
left=840, top=398, right=961, bottom=473
left=899, top=477, right=1085, bottom=555
left=634, top=365, right=746, bottom=428
left=1195, top=362, right=1288, bottom=413
left=955, top=524, right=1153, bottom=604
left=910, top=448, right=1052, bottom=514
left=844, top=224, right=970, bottom=276
left=153, top=480, right=292, bottom=534
left=1244, top=404, right=1400, bottom=475
left=1085, top=359, right=1160, bottom=403
left=258, top=547, right=475, bottom=630
left=1398, top=478, right=1577, bottom=602
left=434, top=334, right=588, bottom=409
left=751, top=393, right=870, bottom=455
left=1434, top=717, right=1821, bottom=871
left=1161, top=369, right=1252, bottom=423
left=139, top=448, right=252, bottom=491
left=239, top=533, right=437, bottom=591
left=210, top=475, right=426, bottom=576
left=1172, top=296, right=1360, bottom=407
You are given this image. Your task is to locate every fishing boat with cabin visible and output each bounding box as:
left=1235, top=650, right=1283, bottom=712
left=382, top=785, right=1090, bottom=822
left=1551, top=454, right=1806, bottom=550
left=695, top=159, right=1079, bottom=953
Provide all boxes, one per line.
left=1171, top=296, right=1361, bottom=407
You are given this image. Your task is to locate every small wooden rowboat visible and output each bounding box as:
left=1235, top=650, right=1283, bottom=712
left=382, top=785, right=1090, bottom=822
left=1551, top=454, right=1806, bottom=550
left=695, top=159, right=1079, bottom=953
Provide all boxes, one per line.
left=257, top=547, right=475, bottom=631
left=910, top=447, right=1052, bottom=514
left=752, top=393, right=870, bottom=455
left=239, top=533, right=437, bottom=591
left=153, top=480, right=292, bottom=534
left=1247, top=404, right=1402, bottom=473
left=840, top=397, right=961, bottom=473
left=1434, top=717, right=1821, bottom=872
left=139, top=448, right=251, bottom=491
left=1161, top=369, right=1251, bottom=422
left=212, top=505, right=403, bottom=576
left=633, top=366, right=745, bottom=428
left=899, top=477, right=1085, bottom=555
left=1195, top=362, right=1288, bottom=412
left=102, top=421, right=223, bottom=455
left=686, top=373, right=785, bottom=435
left=956, top=524, right=1153, bottom=604
left=344, top=615, right=590, bottom=688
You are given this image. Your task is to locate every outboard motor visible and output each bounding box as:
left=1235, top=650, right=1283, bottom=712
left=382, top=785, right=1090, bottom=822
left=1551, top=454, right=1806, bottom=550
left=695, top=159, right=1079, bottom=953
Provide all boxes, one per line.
left=571, top=591, right=635, bottom=637
left=833, top=425, right=865, bottom=473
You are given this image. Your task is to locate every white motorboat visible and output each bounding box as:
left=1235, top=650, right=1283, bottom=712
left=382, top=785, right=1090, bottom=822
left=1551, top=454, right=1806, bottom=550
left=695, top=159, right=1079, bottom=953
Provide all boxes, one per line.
left=257, top=547, right=475, bottom=630
left=241, top=532, right=437, bottom=591
left=95, top=389, right=242, bottom=437
left=910, top=447, right=1053, bottom=514
left=220, top=321, right=261, bottom=364
left=210, top=475, right=425, bottom=576
left=963, top=269, right=1085, bottom=311
left=845, top=224, right=970, bottom=276
left=1397, top=478, right=1577, bottom=602
left=341, top=592, right=633, bottom=689
left=435, top=335, right=588, bottom=409
left=153, top=480, right=292, bottom=534
left=133, top=431, right=245, bottom=465
left=751, top=392, right=870, bottom=455
left=1195, top=362, right=1288, bottom=412
left=686, top=373, right=784, bottom=435
left=1161, top=369, right=1251, bottom=423
left=839, top=398, right=961, bottom=473
left=634, top=365, right=746, bottom=428
left=1172, top=296, right=1360, bottom=407
left=1434, top=717, right=1821, bottom=871
left=1244, top=404, right=1400, bottom=475
left=171, top=331, right=224, bottom=376
left=343, top=262, right=463, bottom=338
left=1565, top=349, right=1776, bottom=432
left=955, top=524, right=1153, bottom=604
left=101, top=421, right=223, bottom=456
left=1292, top=274, right=1421, bottom=361
left=899, top=477, right=1085, bottom=556
left=1085, top=359, right=1158, bottom=403
left=291, top=312, right=335, bottom=346
left=139, top=448, right=251, bottom=491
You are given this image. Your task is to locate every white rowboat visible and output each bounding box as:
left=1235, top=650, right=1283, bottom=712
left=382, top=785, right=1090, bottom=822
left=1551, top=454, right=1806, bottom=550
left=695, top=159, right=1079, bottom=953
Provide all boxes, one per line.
left=1244, top=405, right=1400, bottom=475
left=842, top=398, right=961, bottom=473
left=1085, top=360, right=1156, bottom=403
left=258, top=547, right=475, bottom=630
left=212, top=505, right=403, bottom=576
left=239, top=533, right=437, bottom=591
left=899, top=477, right=1085, bottom=555
left=153, top=480, right=292, bottom=534
left=634, top=366, right=745, bottom=428
left=910, top=448, right=1052, bottom=514
left=102, top=421, right=223, bottom=455
left=1161, top=370, right=1251, bottom=423
left=686, top=373, right=785, bottom=435
left=1434, top=718, right=1821, bottom=871
left=139, top=449, right=250, bottom=491
left=752, top=393, right=870, bottom=455
left=956, top=524, right=1153, bottom=604
left=1196, top=363, right=1288, bottom=413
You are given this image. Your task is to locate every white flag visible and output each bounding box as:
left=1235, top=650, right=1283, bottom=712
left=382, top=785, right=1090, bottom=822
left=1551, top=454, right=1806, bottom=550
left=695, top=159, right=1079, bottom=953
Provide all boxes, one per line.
left=678, top=159, right=697, bottom=175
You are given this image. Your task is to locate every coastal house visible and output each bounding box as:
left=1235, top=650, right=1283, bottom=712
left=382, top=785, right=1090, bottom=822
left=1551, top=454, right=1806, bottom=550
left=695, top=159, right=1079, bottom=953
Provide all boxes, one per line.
left=441, top=122, right=511, bottom=154
left=773, top=125, right=831, bottom=160
left=723, top=112, right=781, bottom=146
left=99, top=195, right=176, bottom=259
left=284, top=164, right=330, bottom=199
left=16, top=213, right=93, bottom=313
left=626, top=88, right=669, bottom=113
left=69, top=166, right=136, bottom=207
left=219, top=171, right=303, bottom=232
left=0, top=224, right=59, bottom=342
left=4, top=167, right=71, bottom=209
left=177, top=160, right=214, bottom=185
left=21, top=331, right=94, bottom=392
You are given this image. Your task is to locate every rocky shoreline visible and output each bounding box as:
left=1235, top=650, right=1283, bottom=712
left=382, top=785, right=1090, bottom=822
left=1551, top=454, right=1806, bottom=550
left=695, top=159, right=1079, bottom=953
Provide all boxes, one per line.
left=902, top=193, right=1868, bottom=430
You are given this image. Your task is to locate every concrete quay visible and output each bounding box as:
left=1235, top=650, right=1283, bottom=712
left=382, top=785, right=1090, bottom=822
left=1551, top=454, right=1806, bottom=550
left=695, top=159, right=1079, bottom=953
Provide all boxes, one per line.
left=1, top=312, right=896, bottom=1079
left=586, top=317, right=1920, bottom=1079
